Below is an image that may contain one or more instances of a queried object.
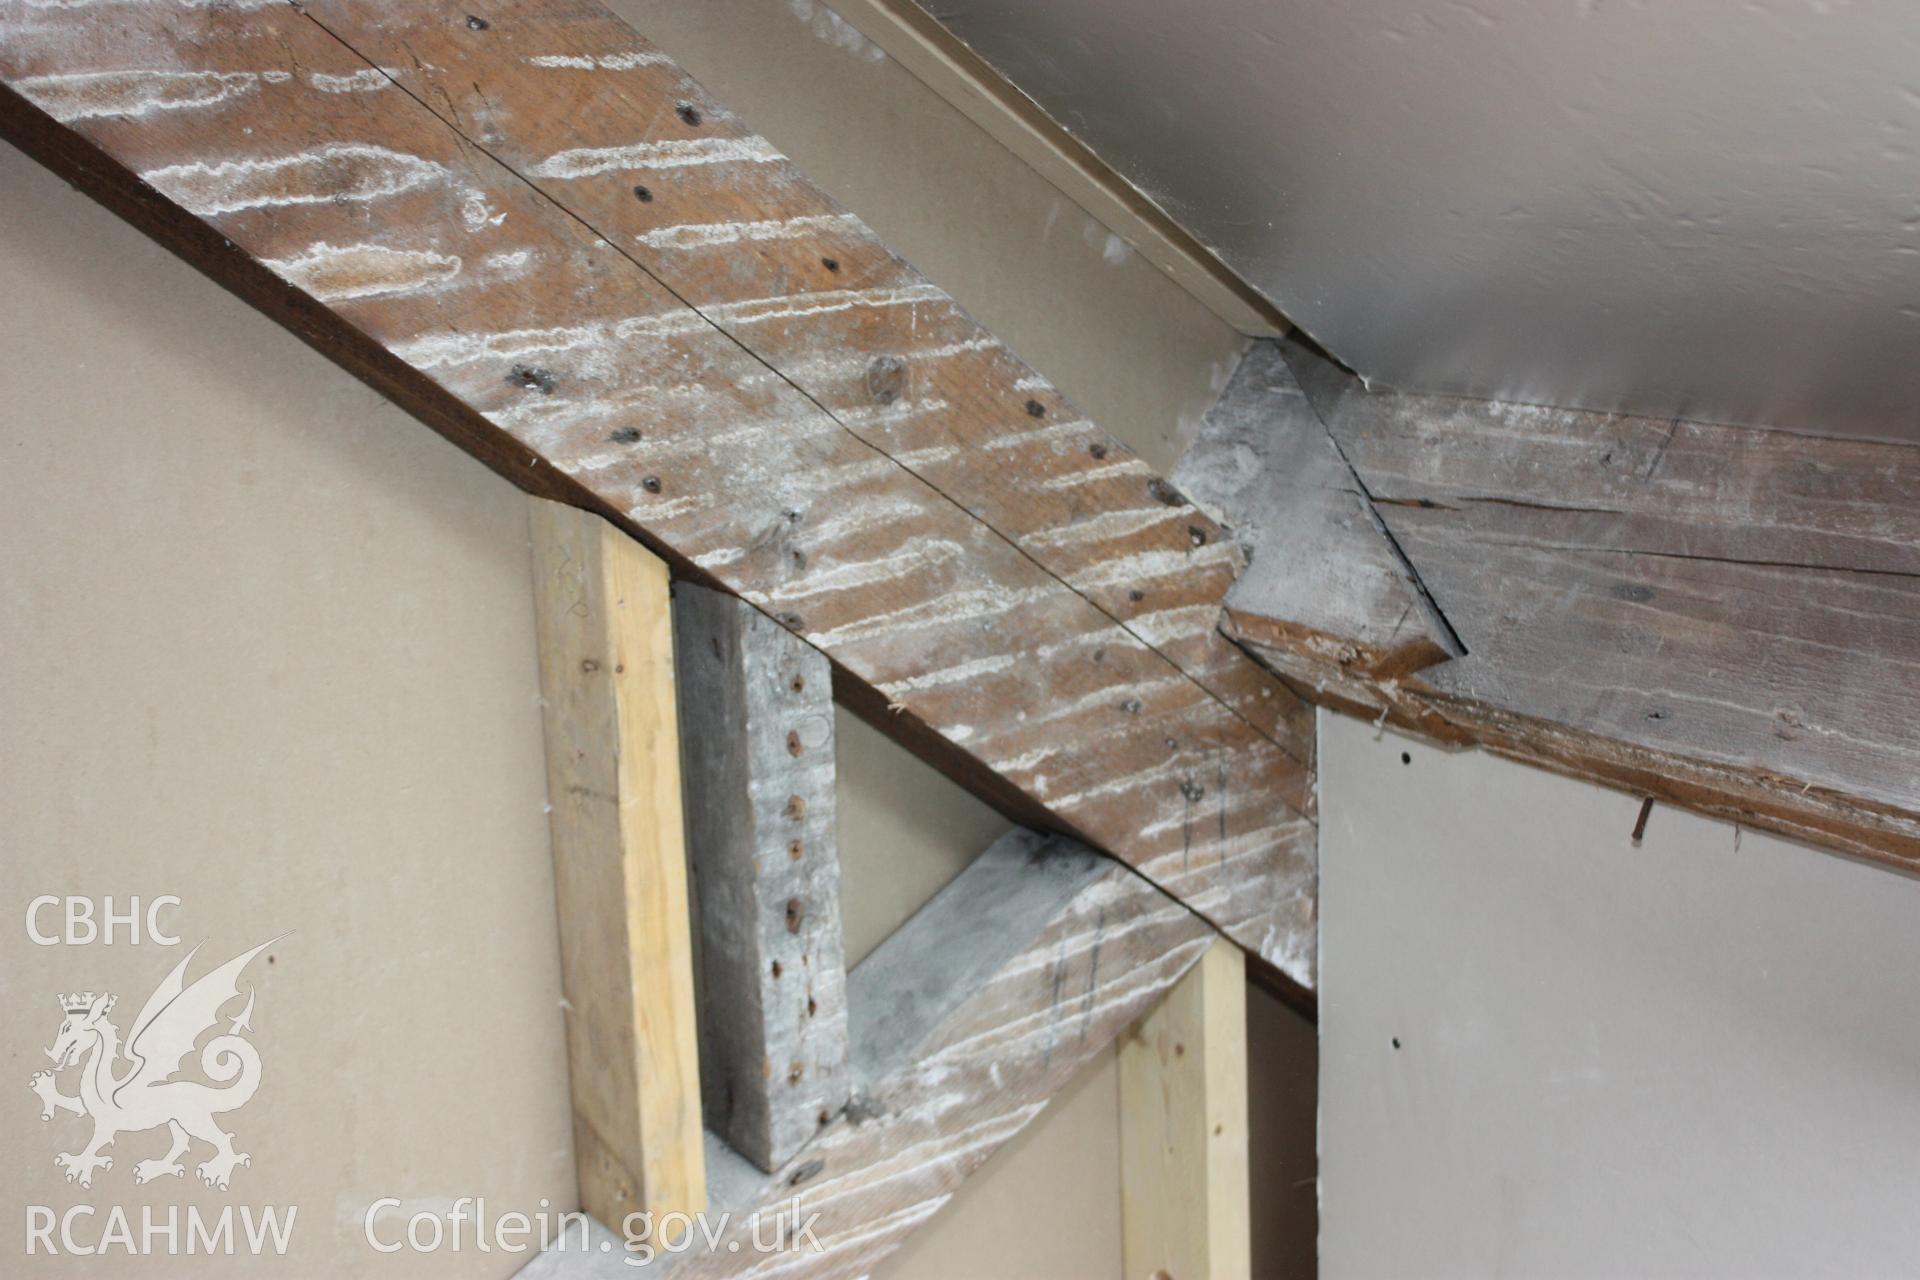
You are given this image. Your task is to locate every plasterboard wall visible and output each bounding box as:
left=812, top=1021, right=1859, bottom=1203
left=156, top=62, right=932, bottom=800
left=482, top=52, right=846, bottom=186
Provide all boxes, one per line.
left=917, top=0, right=1920, bottom=445
left=1320, top=708, right=1920, bottom=1276
left=0, top=140, right=576, bottom=1278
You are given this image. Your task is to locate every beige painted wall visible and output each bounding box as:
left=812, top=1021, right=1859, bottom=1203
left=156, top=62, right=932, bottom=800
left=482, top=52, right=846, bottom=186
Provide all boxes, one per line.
left=0, top=140, right=575, bottom=1276
left=1320, top=708, right=1920, bottom=1277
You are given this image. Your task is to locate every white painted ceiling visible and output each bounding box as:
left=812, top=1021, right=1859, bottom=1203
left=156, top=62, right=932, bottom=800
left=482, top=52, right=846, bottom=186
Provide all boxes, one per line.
left=915, top=0, right=1920, bottom=443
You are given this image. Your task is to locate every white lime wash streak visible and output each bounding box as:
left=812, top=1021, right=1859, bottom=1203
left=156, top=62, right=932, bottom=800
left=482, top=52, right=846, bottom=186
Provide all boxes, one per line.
left=15, top=68, right=290, bottom=121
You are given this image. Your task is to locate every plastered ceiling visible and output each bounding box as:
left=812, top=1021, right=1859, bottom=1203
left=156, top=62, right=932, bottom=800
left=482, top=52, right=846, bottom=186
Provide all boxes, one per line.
left=918, top=0, right=1920, bottom=443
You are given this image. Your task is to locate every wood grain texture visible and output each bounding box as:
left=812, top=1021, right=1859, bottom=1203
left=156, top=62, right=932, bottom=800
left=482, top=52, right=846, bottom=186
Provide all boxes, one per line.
left=1229, top=337, right=1920, bottom=871
left=529, top=498, right=705, bottom=1223
left=1176, top=341, right=1459, bottom=680
left=294, top=0, right=1313, bottom=772
left=1120, top=937, right=1252, bottom=1280
left=0, top=0, right=1316, bottom=984
left=673, top=582, right=849, bottom=1174
left=522, top=829, right=1220, bottom=1279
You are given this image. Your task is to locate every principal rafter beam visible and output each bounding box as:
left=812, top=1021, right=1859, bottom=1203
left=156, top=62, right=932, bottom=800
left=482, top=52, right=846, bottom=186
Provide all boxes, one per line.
left=528, top=498, right=705, bottom=1224
left=522, top=829, right=1220, bottom=1279
left=1192, top=337, right=1920, bottom=870
left=0, top=0, right=1316, bottom=984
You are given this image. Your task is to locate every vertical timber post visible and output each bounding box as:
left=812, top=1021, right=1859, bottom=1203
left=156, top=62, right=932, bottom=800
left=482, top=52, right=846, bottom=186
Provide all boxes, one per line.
left=1120, top=937, right=1252, bottom=1280
left=528, top=498, right=705, bottom=1225
left=673, top=582, right=850, bottom=1172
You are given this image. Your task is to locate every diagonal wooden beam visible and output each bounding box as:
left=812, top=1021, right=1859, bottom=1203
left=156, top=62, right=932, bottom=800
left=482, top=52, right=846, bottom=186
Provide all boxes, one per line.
left=0, top=0, right=1316, bottom=984
left=520, top=829, right=1220, bottom=1279
left=1188, top=337, right=1920, bottom=870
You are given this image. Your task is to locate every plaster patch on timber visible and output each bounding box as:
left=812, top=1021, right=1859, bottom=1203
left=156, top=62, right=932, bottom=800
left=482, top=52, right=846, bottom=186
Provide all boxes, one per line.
left=261, top=242, right=462, bottom=302
left=1071, top=544, right=1240, bottom=591
left=807, top=585, right=1054, bottom=649
left=141, top=143, right=448, bottom=216
left=393, top=312, right=707, bottom=371
left=877, top=653, right=1017, bottom=697
left=708, top=283, right=946, bottom=327
left=787, top=0, right=888, bottom=63
left=636, top=212, right=865, bottom=250
left=461, top=191, right=507, bottom=231
left=524, top=51, right=673, bottom=70
left=1027, top=505, right=1187, bottom=548
left=528, top=136, right=780, bottom=179
left=765, top=540, right=965, bottom=603
left=980, top=418, right=1097, bottom=452
left=310, top=68, right=392, bottom=94
left=15, top=68, right=290, bottom=122
left=1041, top=457, right=1154, bottom=489
left=1125, top=603, right=1230, bottom=647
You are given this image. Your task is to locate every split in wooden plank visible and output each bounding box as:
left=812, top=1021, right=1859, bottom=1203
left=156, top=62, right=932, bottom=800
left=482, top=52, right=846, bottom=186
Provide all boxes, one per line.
left=1175, top=340, right=1461, bottom=680
left=517, top=828, right=1219, bottom=1279
left=0, top=0, right=1318, bottom=986
left=292, top=0, right=1315, bottom=774
left=673, top=582, right=849, bottom=1173
left=528, top=498, right=705, bottom=1224
left=1218, top=336, right=1920, bottom=871
left=1120, top=937, right=1252, bottom=1280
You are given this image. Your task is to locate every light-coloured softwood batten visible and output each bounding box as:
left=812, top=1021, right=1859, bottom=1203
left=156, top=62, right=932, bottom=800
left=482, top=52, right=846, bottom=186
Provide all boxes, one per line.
left=528, top=497, right=704, bottom=1224
left=1120, top=937, right=1252, bottom=1280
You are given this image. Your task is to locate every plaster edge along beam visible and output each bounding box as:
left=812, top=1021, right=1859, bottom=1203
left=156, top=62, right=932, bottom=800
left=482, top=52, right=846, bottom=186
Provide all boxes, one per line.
left=517, top=829, right=1222, bottom=1280
left=1184, top=337, right=1920, bottom=873
left=0, top=0, right=1317, bottom=986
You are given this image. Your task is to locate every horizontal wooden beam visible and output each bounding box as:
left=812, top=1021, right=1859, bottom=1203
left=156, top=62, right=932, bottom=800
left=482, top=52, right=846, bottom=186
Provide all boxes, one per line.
left=522, top=829, right=1219, bottom=1278
left=0, top=0, right=1317, bottom=985
left=1192, top=337, right=1920, bottom=871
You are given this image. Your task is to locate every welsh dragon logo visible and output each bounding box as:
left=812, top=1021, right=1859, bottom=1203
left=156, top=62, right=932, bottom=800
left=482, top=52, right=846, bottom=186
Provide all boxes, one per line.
left=28, top=938, right=279, bottom=1191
